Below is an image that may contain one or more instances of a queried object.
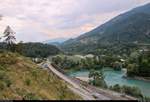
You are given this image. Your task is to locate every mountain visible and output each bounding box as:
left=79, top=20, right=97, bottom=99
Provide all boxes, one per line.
left=0, top=51, right=80, bottom=100
left=43, top=38, right=68, bottom=46
left=61, top=3, right=150, bottom=53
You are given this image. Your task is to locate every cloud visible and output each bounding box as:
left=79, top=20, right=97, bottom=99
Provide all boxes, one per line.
left=0, top=0, right=149, bottom=42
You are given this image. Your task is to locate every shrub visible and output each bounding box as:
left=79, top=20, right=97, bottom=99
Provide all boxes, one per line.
left=110, top=84, right=121, bottom=92
left=141, top=96, right=150, bottom=102
left=5, top=79, right=12, bottom=87
left=0, top=52, right=17, bottom=65
left=31, top=70, right=38, bottom=78
left=0, top=65, right=5, bottom=70
left=23, top=93, right=39, bottom=100
left=0, top=81, right=6, bottom=91
left=25, top=79, right=31, bottom=86
left=110, top=84, right=143, bottom=98
left=0, top=71, right=12, bottom=87
left=0, top=71, right=6, bottom=80
left=122, top=85, right=143, bottom=98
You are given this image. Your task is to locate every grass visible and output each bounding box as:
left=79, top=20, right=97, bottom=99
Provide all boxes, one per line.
left=0, top=51, right=81, bottom=100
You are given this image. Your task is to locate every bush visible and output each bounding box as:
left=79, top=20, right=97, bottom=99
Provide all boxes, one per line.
left=23, top=93, right=39, bottom=100
left=122, top=85, right=143, bottom=98
left=0, top=81, right=6, bottom=90
left=0, top=65, right=5, bottom=70
left=109, top=84, right=121, bottom=92
left=0, top=71, right=12, bottom=87
left=31, top=70, right=38, bottom=78
left=0, top=71, right=6, bottom=80
left=0, top=52, right=17, bottom=65
left=110, top=84, right=143, bottom=98
left=5, top=79, right=12, bottom=87
left=141, top=96, right=150, bottom=102
left=25, top=79, right=31, bottom=86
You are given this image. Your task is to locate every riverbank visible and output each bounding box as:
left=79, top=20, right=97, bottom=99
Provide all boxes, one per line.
left=68, top=69, right=150, bottom=97
left=76, top=77, right=90, bottom=82
left=123, top=75, right=150, bottom=82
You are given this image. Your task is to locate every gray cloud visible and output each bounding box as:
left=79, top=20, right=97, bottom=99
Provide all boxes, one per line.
left=0, top=0, right=149, bottom=42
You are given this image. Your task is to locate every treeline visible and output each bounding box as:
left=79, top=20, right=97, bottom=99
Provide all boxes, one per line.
left=0, top=42, right=61, bottom=58
left=52, top=50, right=150, bottom=77
left=109, top=84, right=150, bottom=101
left=0, top=26, right=61, bottom=58
left=126, top=51, right=150, bottom=77
left=51, top=55, right=123, bottom=71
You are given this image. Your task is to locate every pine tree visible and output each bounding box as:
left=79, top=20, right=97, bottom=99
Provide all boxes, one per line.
left=3, top=26, right=16, bottom=51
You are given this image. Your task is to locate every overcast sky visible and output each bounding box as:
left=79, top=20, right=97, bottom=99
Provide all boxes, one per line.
left=0, top=0, right=149, bottom=42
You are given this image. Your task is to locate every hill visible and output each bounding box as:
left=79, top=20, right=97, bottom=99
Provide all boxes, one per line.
left=0, top=51, right=80, bottom=100
left=61, top=3, right=150, bottom=53
left=0, top=42, right=62, bottom=58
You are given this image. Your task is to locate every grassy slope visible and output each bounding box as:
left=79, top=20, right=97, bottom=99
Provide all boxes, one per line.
left=0, top=51, right=81, bottom=100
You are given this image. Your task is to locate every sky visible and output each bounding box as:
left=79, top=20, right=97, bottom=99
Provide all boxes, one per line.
left=0, top=0, right=149, bottom=42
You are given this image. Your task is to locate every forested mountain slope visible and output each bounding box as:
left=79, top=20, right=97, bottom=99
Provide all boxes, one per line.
left=61, top=3, right=150, bottom=53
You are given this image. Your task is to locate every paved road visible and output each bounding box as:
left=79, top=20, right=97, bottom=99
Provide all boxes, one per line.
left=45, top=62, right=95, bottom=100
left=40, top=61, right=136, bottom=100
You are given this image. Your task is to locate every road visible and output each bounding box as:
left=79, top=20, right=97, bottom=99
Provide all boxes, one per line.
left=45, top=62, right=95, bottom=100
left=40, top=61, right=136, bottom=100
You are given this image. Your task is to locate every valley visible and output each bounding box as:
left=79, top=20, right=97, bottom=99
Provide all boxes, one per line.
left=0, top=1, right=150, bottom=101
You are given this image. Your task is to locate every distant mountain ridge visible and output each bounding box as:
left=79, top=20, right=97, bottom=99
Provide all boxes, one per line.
left=61, top=3, right=150, bottom=53
left=43, top=38, right=68, bottom=46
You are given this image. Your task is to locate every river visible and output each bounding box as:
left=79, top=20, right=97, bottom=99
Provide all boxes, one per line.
left=68, top=68, right=150, bottom=97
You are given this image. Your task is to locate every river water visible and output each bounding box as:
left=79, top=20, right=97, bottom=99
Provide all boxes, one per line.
left=68, top=68, right=150, bottom=97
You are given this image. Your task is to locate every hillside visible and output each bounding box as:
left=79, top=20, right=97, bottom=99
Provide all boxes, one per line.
left=61, top=3, right=150, bottom=53
left=0, top=51, right=80, bottom=100
left=0, top=42, right=62, bottom=58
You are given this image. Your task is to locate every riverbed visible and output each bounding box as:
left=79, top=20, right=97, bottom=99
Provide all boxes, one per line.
left=68, top=68, right=150, bottom=97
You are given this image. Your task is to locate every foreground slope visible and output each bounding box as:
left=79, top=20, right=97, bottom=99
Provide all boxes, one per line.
left=61, top=3, right=150, bottom=53
left=0, top=51, right=80, bottom=100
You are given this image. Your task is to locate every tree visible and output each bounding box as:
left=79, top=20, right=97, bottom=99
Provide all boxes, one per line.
left=15, top=41, right=23, bottom=54
left=3, top=26, right=16, bottom=51
left=113, top=61, right=122, bottom=71
left=89, top=70, right=107, bottom=88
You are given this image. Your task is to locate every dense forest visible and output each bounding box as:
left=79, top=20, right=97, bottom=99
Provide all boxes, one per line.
left=0, top=42, right=62, bottom=58
left=52, top=48, right=150, bottom=78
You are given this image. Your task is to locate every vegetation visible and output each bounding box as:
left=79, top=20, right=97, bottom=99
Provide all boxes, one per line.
left=126, top=51, right=150, bottom=77
left=51, top=54, right=123, bottom=71
left=0, top=42, right=62, bottom=58
left=0, top=51, right=80, bottom=100
left=88, top=70, right=107, bottom=88
left=59, top=3, right=150, bottom=79
left=109, top=84, right=150, bottom=101
left=53, top=46, right=150, bottom=77
left=17, top=42, right=62, bottom=58
left=0, top=26, right=61, bottom=58
left=2, top=26, right=16, bottom=52
left=51, top=53, right=150, bottom=100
